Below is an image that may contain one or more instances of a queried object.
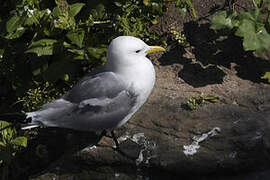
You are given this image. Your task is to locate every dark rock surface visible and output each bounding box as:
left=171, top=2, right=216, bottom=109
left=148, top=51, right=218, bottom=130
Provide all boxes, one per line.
left=27, top=84, right=270, bottom=180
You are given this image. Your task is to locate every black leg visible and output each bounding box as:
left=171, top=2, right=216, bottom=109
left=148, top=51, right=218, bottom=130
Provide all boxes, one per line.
left=110, top=130, right=119, bottom=148
left=100, top=129, right=107, bottom=137
left=110, top=130, right=137, bottom=160
left=94, top=130, right=107, bottom=145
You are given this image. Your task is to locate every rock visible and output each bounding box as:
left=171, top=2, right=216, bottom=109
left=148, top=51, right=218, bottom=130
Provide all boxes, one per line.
left=28, top=85, right=270, bottom=180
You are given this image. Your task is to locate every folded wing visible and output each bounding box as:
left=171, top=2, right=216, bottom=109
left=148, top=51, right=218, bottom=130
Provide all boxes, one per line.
left=25, top=72, right=138, bottom=131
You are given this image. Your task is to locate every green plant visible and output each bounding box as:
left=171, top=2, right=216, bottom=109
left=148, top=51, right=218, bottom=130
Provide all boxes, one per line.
left=169, top=26, right=187, bottom=45
left=164, top=0, right=197, bottom=17
left=175, top=0, right=197, bottom=18
left=211, top=0, right=270, bottom=82
left=18, top=81, right=65, bottom=112
left=0, top=121, right=27, bottom=180
left=185, top=93, right=219, bottom=110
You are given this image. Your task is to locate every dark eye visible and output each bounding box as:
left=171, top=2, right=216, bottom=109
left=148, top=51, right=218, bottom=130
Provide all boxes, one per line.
left=135, top=50, right=141, bottom=53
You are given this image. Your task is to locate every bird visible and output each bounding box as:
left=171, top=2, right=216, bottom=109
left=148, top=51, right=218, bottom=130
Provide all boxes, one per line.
left=1, top=36, right=165, bottom=146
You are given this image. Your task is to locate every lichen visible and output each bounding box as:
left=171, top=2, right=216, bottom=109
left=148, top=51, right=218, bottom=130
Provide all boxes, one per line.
left=183, top=127, right=221, bottom=156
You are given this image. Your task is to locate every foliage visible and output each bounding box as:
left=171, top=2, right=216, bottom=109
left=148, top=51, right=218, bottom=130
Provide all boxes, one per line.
left=164, top=0, right=197, bottom=17
left=18, top=82, right=65, bottom=111
left=169, top=26, right=187, bottom=45
left=261, top=71, right=270, bottom=82
left=185, top=93, right=219, bottom=110
left=211, top=0, right=270, bottom=82
left=0, top=121, right=27, bottom=180
left=175, top=0, right=197, bottom=18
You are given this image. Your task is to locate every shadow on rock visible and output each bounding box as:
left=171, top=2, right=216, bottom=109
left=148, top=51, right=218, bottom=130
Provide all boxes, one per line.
left=159, top=45, right=186, bottom=66
left=178, top=63, right=226, bottom=87
left=159, top=21, right=270, bottom=87
left=159, top=45, right=226, bottom=87
left=14, top=128, right=101, bottom=180
left=183, top=21, right=270, bottom=83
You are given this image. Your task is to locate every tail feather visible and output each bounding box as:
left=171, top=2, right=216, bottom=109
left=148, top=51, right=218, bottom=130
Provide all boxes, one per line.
left=0, top=112, right=39, bottom=130
left=0, top=113, right=27, bottom=123
left=1, top=99, right=76, bottom=131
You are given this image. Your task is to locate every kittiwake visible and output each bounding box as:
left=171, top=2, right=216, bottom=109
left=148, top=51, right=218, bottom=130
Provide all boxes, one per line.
left=22, top=36, right=165, bottom=132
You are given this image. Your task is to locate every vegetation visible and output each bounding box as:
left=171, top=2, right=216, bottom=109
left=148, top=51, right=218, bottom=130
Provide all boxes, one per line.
left=211, top=0, right=270, bottom=82
left=0, top=121, right=27, bottom=180
left=185, top=93, right=219, bottom=110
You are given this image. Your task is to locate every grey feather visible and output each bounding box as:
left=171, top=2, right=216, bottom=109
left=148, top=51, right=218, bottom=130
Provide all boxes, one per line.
left=25, top=72, right=138, bottom=131
left=63, top=72, right=126, bottom=103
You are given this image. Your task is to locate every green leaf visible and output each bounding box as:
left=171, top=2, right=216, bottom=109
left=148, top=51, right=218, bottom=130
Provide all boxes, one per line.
left=0, top=49, right=4, bottom=59
left=26, top=46, right=54, bottom=56
left=53, top=7, right=61, bottom=17
left=5, top=27, right=25, bottom=39
left=143, top=0, right=150, bottom=6
left=114, top=2, right=123, bottom=7
left=32, top=68, right=41, bottom=76
left=235, top=19, right=270, bottom=52
left=69, top=3, right=85, bottom=17
left=66, top=30, right=85, bottom=48
left=211, top=11, right=235, bottom=30
left=261, top=72, right=270, bottom=83
left=11, top=136, right=27, bottom=147
left=86, top=47, right=106, bottom=59
left=25, top=39, right=58, bottom=56
left=67, top=48, right=84, bottom=59
left=0, top=141, right=5, bottom=147
left=63, top=41, right=72, bottom=48
left=28, top=39, right=58, bottom=47
left=0, top=121, right=15, bottom=143
left=185, top=0, right=197, bottom=18
left=5, top=13, right=26, bottom=39
left=62, top=74, right=69, bottom=81
left=96, top=4, right=105, bottom=18
left=6, top=14, right=23, bottom=33
left=254, top=0, right=262, bottom=6
left=238, top=9, right=261, bottom=23
left=0, top=121, right=10, bottom=129
left=235, top=19, right=255, bottom=38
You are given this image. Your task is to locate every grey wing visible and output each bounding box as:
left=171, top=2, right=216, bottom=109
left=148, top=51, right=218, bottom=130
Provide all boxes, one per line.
left=63, top=71, right=127, bottom=103
left=59, top=89, right=138, bottom=131
left=27, top=71, right=138, bottom=131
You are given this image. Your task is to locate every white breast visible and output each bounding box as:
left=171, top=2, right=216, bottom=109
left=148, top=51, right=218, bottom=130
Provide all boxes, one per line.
left=114, top=57, right=156, bottom=128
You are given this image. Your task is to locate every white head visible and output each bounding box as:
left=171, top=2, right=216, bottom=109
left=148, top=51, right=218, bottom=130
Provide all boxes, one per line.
left=105, top=36, right=165, bottom=71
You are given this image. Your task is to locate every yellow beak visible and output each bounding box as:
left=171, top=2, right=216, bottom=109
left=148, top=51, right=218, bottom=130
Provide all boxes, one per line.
left=146, top=46, right=166, bottom=54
